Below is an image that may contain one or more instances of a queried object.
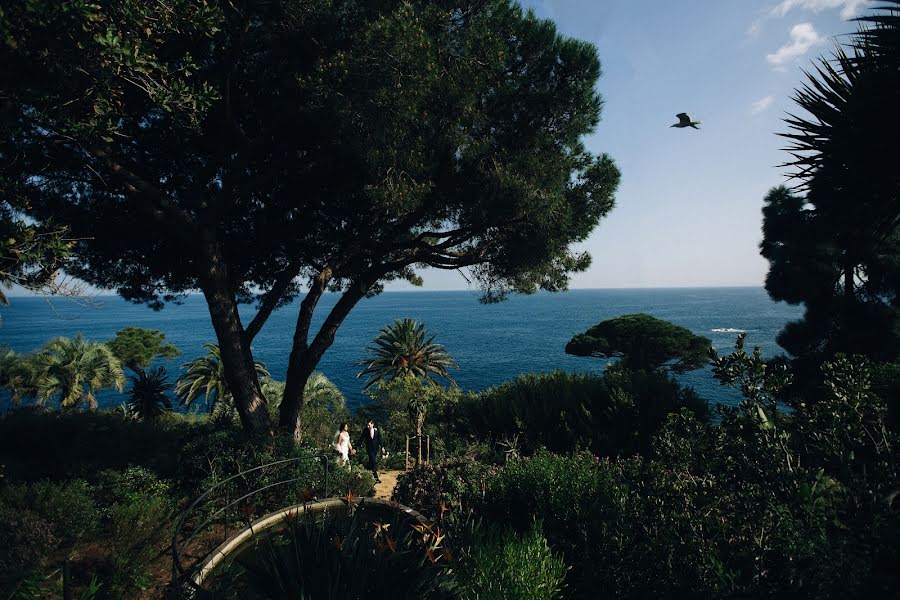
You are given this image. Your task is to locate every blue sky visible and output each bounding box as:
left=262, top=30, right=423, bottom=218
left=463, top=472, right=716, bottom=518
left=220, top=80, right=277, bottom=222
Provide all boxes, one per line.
left=7, top=0, right=872, bottom=297
left=393, top=0, right=872, bottom=290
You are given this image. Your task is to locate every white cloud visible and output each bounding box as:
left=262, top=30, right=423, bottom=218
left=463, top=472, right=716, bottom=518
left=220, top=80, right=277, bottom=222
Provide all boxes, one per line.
left=766, top=23, right=825, bottom=70
left=769, top=0, right=873, bottom=20
left=751, top=95, right=775, bottom=114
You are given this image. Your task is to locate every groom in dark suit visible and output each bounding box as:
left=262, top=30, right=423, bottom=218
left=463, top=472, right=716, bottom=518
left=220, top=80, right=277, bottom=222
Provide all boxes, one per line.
left=362, top=419, right=382, bottom=483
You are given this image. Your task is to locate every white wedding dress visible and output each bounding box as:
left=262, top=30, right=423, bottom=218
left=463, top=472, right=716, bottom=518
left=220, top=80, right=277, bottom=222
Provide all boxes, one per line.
left=334, top=430, right=351, bottom=467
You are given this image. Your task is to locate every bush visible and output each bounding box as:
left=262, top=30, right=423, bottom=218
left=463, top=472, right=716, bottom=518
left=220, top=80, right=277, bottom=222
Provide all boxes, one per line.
left=329, top=466, right=376, bottom=498
left=30, top=479, right=100, bottom=544
left=178, top=428, right=337, bottom=523
left=481, top=451, right=624, bottom=555
left=0, top=479, right=99, bottom=544
left=94, top=466, right=173, bottom=516
left=393, top=460, right=497, bottom=524
left=104, top=494, right=172, bottom=597
left=455, top=520, right=567, bottom=600
left=0, top=506, right=57, bottom=576
left=456, top=369, right=706, bottom=458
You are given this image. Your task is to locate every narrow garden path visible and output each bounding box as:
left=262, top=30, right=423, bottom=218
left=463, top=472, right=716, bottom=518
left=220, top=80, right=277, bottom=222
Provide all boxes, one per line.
left=373, top=469, right=402, bottom=500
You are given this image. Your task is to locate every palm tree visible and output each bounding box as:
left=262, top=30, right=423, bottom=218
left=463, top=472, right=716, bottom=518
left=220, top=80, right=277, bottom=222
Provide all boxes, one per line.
left=303, top=372, right=346, bottom=411
left=769, top=0, right=900, bottom=363
left=356, top=319, right=457, bottom=391
left=19, top=335, right=125, bottom=408
left=0, top=346, right=26, bottom=401
left=261, top=372, right=344, bottom=412
left=358, top=319, right=457, bottom=465
left=127, top=366, right=173, bottom=420
left=176, top=343, right=269, bottom=414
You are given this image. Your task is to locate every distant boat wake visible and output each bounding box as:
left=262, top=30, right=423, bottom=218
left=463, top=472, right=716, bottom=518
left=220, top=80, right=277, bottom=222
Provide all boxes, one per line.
left=711, top=327, right=746, bottom=333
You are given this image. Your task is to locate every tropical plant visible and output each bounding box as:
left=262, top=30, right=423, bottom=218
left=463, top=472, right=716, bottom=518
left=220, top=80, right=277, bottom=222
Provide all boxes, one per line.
left=203, top=503, right=455, bottom=599
left=565, top=313, right=712, bottom=373
left=0, top=347, right=26, bottom=400
left=176, top=343, right=269, bottom=414
left=126, top=366, right=173, bottom=420
left=358, top=319, right=457, bottom=391
left=303, top=372, right=346, bottom=411
left=2, top=1, right=620, bottom=439
left=763, top=1, right=900, bottom=364
left=14, top=336, right=124, bottom=409
left=106, top=327, right=180, bottom=374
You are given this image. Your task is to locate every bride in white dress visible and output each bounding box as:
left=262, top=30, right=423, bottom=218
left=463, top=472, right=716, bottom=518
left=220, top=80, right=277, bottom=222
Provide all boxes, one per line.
left=333, top=422, right=354, bottom=469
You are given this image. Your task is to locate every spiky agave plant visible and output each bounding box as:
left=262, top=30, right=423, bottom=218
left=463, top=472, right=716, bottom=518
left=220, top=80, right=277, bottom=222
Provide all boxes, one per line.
left=357, top=319, right=457, bottom=391
left=18, top=335, right=125, bottom=408
left=176, top=343, right=269, bottom=414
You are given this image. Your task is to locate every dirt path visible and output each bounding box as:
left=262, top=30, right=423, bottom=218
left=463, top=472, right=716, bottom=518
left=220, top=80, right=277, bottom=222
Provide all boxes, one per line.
left=373, top=469, right=402, bottom=500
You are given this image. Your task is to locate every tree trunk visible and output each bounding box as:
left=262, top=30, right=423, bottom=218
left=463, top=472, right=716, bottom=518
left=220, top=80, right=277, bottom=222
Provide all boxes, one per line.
left=201, top=262, right=272, bottom=438
left=280, top=275, right=370, bottom=442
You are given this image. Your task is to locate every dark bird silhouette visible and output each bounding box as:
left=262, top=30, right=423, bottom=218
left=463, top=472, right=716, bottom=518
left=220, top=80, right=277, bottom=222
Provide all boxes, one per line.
left=671, top=113, right=701, bottom=129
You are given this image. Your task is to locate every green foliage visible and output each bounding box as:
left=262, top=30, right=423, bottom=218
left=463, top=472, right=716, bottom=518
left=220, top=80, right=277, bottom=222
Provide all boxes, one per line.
left=14, top=336, right=125, bottom=408
left=455, top=520, right=567, bottom=600
left=204, top=503, right=455, bottom=599
left=358, top=319, right=458, bottom=392
left=0, top=213, right=73, bottom=303
left=94, top=466, right=174, bottom=519
left=262, top=375, right=350, bottom=449
left=458, top=370, right=707, bottom=457
left=104, top=494, right=171, bottom=597
left=0, top=346, right=27, bottom=399
left=566, top=313, right=712, bottom=373
left=178, top=428, right=355, bottom=521
left=0, top=479, right=99, bottom=545
left=126, top=366, right=173, bottom=420
left=0, top=506, right=57, bottom=578
left=0, top=0, right=620, bottom=438
left=393, top=460, right=497, bottom=525
left=362, top=376, right=462, bottom=461
left=106, top=327, right=181, bottom=373
left=763, top=1, right=900, bottom=364
left=176, top=343, right=269, bottom=414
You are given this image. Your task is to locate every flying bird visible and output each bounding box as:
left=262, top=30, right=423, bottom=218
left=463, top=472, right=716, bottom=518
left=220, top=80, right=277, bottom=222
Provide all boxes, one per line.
left=671, top=113, right=701, bottom=129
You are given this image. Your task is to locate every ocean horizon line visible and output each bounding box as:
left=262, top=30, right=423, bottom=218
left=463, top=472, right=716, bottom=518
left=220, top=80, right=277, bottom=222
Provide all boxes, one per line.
left=4, top=284, right=768, bottom=300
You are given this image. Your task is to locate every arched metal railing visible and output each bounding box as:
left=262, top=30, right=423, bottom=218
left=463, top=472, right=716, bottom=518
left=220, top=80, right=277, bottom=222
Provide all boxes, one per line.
left=170, top=452, right=332, bottom=590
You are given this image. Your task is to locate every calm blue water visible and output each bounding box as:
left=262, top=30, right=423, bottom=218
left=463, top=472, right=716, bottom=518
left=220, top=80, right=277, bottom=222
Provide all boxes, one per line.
left=0, top=288, right=803, bottom=412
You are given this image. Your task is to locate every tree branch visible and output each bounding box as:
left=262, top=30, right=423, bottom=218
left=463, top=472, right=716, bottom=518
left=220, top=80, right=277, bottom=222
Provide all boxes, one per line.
left=244, top=262, right=304, bottom=343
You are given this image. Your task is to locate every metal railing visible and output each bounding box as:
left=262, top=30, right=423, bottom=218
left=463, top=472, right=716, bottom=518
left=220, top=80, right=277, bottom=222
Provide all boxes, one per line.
left=170, top=452, right=332, bottom=589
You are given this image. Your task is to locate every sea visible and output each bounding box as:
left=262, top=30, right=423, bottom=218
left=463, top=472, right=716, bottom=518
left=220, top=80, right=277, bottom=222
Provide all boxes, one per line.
left=0, top=288, right=804, bottom=413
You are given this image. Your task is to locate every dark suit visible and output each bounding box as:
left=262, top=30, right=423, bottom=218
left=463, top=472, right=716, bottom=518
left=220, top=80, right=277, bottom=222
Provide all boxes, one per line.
left=362, top=426, right=382, bottom=480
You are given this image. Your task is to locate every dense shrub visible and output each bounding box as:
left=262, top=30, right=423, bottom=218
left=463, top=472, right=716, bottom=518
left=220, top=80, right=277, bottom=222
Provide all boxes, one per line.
left=329, top=466, right=376, bottom=498
left=104, top=494, right=172, bottom=597
left=393, top=460, right=497, bottom=524
left=95, top=466, right=173, bottom=508
left=456, top=368, right=706, bottom=458
left=480, top=450, right=624, bottom=574
left=0, top=506, right=57, bottom=576
left=0, top=408, right=199, bottom=481
left=455, top=520, right=567, bottom=600
left=0, top=479, right=99, bottom=544
left=178, top=427, right=356, bottom=524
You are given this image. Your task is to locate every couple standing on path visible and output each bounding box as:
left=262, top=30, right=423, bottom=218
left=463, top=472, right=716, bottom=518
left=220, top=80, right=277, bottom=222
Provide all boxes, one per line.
left=333, top=419, right=383, bottom=483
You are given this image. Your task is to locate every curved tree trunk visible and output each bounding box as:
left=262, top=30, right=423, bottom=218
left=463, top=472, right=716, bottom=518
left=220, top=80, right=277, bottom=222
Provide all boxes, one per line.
left=201, top=252, right=272, bottom=438
left=281, top=273, right=370, bottom=442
